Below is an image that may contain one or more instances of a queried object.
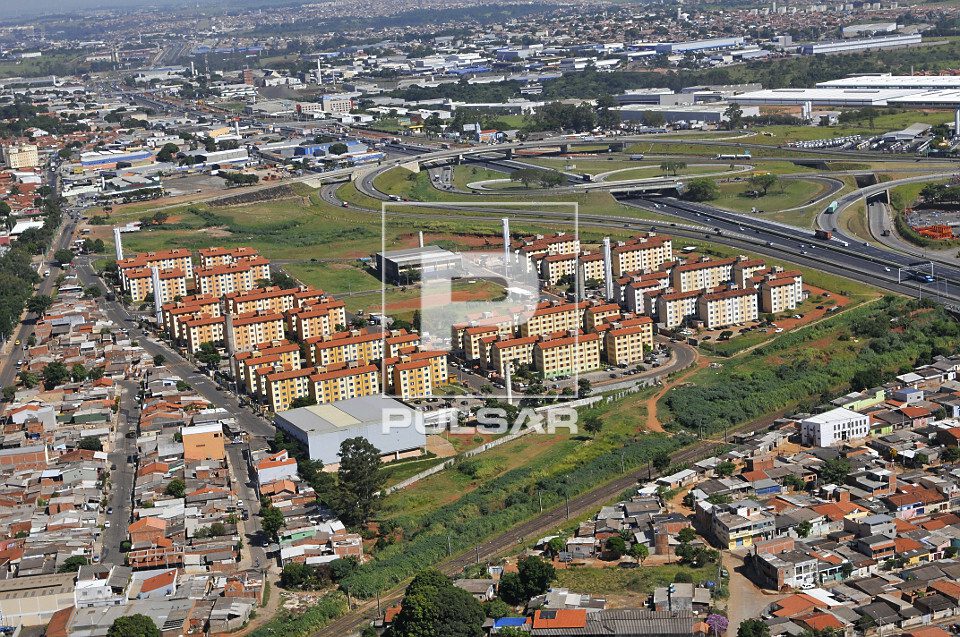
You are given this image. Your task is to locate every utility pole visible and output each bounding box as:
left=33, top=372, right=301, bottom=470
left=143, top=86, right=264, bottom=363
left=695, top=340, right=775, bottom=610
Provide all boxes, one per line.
left=565, top=491, right=570, bottom=519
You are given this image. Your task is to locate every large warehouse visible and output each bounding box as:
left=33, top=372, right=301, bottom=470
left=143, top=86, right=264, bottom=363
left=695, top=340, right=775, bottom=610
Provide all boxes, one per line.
left=732, top=87, right=920, bottom=107
left=274, top=396, right=427, bottom=469
left=816, top=74, right=960, bottom=90
left=376, top=245, right=462, bottom=284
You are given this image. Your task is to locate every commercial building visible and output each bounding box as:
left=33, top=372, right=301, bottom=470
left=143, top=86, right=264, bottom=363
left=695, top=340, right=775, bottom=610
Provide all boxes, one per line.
left=533, top=332, right=602, bottom=378
left=181, top=422, right=226, bottom=462
left=618, top=103, right=760, bottom=125
left=375, top=246, right=462, bottom=284
left=800, top=407, right=870, bottom=447
left=80, top=148, right=154, bottom=170
left=654, top=37, right=745, bottom=54
left=3, top=143, right=39, bottom=169
left=733, top=87, right=919, bottom=107
left=697, top=287, right=759, bottom=329
left=273, top=397, right=427, bottom=469
left=817, top=74, right=960, bottom=90
left=603, top=317, right=654, bottom=365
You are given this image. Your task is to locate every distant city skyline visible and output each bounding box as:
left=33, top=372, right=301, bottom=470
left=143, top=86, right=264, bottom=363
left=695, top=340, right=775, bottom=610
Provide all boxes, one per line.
left=0, top=0, right=302, bottom=20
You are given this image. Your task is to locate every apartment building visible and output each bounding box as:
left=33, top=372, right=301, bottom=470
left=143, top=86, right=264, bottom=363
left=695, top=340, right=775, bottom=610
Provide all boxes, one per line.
left=670, top=257, right=737, bottom=293
left=490, top=335, right=538, bottom=377
left=263, top=367, right=315, bottom=413
left=514, top=233, right=581, bottom=266
left=233, top=341, right=301, bottom=393
left=122, top=267, right=188, bottom=304
left=760, top=271, right=804, bottom=314
left=656, top=290, right=700, bottom=329
left=308, top=329, right=384, bottom=367
left=310, top=363, right=380, bottom=405
left=603, top=317, right=654, bottom=365
left=463, top=325, right=500, bottom=362
left=611, top=235, right=673, bottom=276
left=225, top=286, right=300, bottom=315
left=183, top=316, right=226, bottom=353
left=162, top=295, right=221, bottom=342
left=621, top=273, right=670, bottom=314
left=117, top=248, right=195, bottom=284
left=697, top=287, right=759, bottom=329
left=533, top=332, right=602, bottom=378
left=584, top=303, right=621, bottom=331
left=197, top=246, right=263, bottom=269
left=3, top=143, right=39, bottom=169
left=386, top=331, right=421, bottom=358
left=579, top=252, right=606, bottom=285
left=226, top=311, right=285, bottom=353
left=732, top=257, right=769, bottom=287
left=286, top=300, right=347, bottom=341
left=392, top=359, right=434, bottom=399
left=709, top=500, right=776, bottom=550
left=520, top=301, right=588, bottom=337
left=452, top=316, right=515, bottom=354
left=540, top=253, right=578, bottom=285
left=195, top=262, right=259, bottom=297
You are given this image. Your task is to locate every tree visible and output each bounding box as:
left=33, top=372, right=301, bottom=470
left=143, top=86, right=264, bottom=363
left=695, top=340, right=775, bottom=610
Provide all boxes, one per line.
left=156, top=142, right=180, bottom=163
left=749, top=173, right=779, bottom=196
left=517, top=555, right=555, bottom=598
left=498, top=572, right=527, bottom=605
left=329, top=556, right=359, bottom=582
left=660, top=161, right=687, bottom=176
left=108, top=614, right=159, bottom=637
left=583, top=414, right=603, bottom=436
left=715, top=460, right=735, bottom=477
left=630, top=543, right=649, bottom=564
left=577, top=378, right=592, bottom=397
left=820, top=457, right=851, bottom=485
left=41, top=361, right=70, bottom=389
left=27, top=294, right=53, bottom=317
left=53, top=249, right=74, bottom=265
left=723, top=103, right=744, bottom=129
left=336, top=437, right=385, bottom=526
left=280, top=562, right=315, bottom=589
left=484, top=598, right=513, bottom=619
left=290, top=396, right=317, bottom=408
left=164, top=478, right=186, bottom=498
left=683, top=178, right=719, bottom=202
left=652, top=450, right=672, bottom=472
left=738, top=619, right=771, bottom=637
left=79, top=436, right=102, bottom=452
left=678, top=527, right=697, bottom=544
left=605, top=536, right=627, bottom=559
left=796, top=520, right=813, bottom=538
left=546, top=536, right=566, bottom=557
left=851, top=367, right=884, bottom=391
left=196, top=341, right=221, bottom=367
left=153, top=354, right=166, bottom=367
left=392, top=570, right=485, bottom=637
left=943, top=446, right=960, bottom=463
left=261, top=504, right=285, bottom=541
left=83, top=285, right=101, bottom=299
left=71, top=363, right=87, bottom=382
left=58, top=555, right=89, bottom=573
left=783, top=474, right=806, bottom=491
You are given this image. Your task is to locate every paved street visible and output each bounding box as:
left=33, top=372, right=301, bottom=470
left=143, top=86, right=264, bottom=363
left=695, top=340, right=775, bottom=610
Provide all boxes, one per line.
left=74, top=256, right=275, bottom=567
left=101, top=380, right=138, bottom=565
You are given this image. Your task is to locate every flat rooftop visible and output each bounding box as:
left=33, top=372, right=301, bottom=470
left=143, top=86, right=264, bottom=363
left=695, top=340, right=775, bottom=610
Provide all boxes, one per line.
left=378, top=245, right=460, bottom=266
left=277, top=395, right=418, bottom=435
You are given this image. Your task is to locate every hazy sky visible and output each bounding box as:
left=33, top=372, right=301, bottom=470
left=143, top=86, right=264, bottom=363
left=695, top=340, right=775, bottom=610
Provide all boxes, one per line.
left=0, top=0, right=269, bottom=20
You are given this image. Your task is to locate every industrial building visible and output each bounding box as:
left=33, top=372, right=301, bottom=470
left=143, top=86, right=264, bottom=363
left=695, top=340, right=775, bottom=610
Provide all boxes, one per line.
left=654, top=37, right=745, bottom=54
left=799, top=34, right=921, bottom=55
left=617, top=103, right=759, bottom=124
left=732, top=88, right=920, bottom=107
left=273, top=396, right=427, bottom=469
left=375, top=245, right=462, bottom=284
left=817, top=75, right=960, bottom=90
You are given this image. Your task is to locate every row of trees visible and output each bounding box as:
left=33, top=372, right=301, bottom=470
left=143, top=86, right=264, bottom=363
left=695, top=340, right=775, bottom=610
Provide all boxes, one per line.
left=509, top=168, right=565, bottom=188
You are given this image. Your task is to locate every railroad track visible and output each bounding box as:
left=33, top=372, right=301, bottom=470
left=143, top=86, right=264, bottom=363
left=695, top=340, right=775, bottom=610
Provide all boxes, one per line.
left=315, top=411, right=778, bottom=636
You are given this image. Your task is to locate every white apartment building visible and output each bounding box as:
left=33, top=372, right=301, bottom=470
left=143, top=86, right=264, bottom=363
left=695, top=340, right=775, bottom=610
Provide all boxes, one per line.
left=800, top=407, right=870, bottom=447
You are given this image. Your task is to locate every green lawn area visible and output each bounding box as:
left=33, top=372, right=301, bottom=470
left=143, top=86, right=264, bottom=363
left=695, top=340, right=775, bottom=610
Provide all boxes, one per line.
left=381, top=456, right=448, bottom=487
left=453, top=166, right=509, bottom=190
left=282, top=261, right=381, bottom=295
left=555, top=563, right=716, bottom=596
left=712, top=178, right=830, bottom=216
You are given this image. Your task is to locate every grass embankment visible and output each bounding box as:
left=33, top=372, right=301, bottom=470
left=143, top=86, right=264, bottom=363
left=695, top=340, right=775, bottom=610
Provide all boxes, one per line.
left=556, top=563, right=716, bottom=596
left=658, top=297, right=960, bottom=435
left=712, top=178, right=830, bottom=216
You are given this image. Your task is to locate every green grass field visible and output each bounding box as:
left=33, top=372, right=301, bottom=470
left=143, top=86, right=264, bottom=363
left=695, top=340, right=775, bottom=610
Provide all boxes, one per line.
left=555, top=563, right=717, bottom=596
left=712, top=177, right=829, bottom=216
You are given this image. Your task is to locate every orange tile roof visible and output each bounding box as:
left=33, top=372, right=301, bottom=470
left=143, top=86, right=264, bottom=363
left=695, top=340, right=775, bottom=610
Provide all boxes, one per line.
left=532, top=609, right=588, bottom=629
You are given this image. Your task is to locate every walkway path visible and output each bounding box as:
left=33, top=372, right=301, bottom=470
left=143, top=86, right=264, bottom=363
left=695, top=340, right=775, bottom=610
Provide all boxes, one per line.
left=643, top=355, right=707, bottom=432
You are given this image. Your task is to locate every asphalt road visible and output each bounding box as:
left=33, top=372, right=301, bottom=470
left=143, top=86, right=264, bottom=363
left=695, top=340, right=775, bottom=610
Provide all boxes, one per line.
left=101, top=380, right=138, bottom=564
